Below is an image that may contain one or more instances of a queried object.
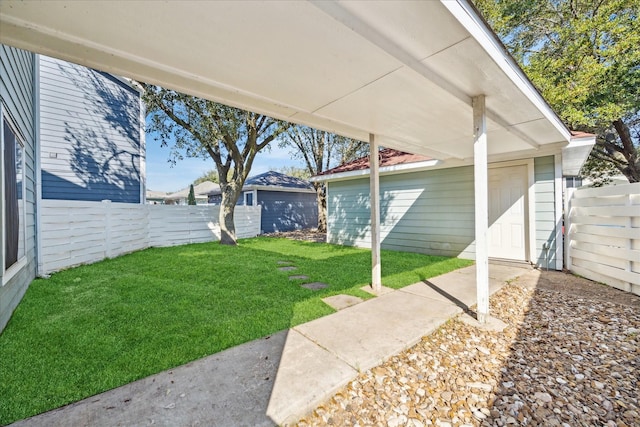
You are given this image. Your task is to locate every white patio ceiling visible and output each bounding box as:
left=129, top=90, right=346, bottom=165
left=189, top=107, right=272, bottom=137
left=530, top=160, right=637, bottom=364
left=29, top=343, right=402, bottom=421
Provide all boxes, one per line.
left=0, top=0, right=572, bottom=160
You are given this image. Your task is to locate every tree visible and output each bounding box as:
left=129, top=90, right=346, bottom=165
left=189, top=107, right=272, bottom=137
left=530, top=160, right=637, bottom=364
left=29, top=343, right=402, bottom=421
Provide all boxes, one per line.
left=474, top=0, right=640, bottom=184
left=192, top=168, right=235, bottom=185
left=280, top=126, right=367, bottom=231
left=271, top=165, right=311, bottom=180
left=187, top=184, right=196, bottom=205
left=143, top=84, right=290, bottom=244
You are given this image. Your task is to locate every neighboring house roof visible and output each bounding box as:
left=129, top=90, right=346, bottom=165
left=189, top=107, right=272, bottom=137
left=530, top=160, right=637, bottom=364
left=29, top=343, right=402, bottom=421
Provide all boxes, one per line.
left=570, top=131, right=596, bottom=139
left=312, top=149, right=441, bottom=182
left=165, top=181, right=220, bottom=201
left=146, top=190, right=169, bottom=200
left=318, top=149, right=432, bottom=176
left=207, top=171, right=314, bottom=196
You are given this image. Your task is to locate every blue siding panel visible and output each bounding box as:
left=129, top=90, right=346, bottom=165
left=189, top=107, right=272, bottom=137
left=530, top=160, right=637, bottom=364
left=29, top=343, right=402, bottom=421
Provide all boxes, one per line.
left=327, top=166, right=477, bottom=258
left=534, top=156, right=558, bottom=270
left=0, top=44, right=37, bottom=332
left=39, top=56, right=142, bottom=203
left=258, top=190, right=318, bottom=233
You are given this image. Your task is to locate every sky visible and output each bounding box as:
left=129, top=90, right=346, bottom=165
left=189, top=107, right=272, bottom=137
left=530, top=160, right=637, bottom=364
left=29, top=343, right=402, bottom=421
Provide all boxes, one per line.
left=144, top=132, right=305, bottom=193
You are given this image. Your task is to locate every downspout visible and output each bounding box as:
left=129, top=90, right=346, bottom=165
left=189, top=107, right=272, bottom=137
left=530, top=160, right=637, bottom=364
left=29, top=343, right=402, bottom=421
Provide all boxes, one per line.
left=138, top=85, right=146, bottom=204
left=34, top=54, right=44, bottom=277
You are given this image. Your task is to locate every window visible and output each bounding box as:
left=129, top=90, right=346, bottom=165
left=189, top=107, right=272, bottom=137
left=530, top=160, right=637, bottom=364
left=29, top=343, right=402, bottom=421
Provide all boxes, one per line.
left=565, top=176, right=583, bottom=188
left=2, top=113, right=26, bottom=277
left=245, top=192, right=253, bottom=206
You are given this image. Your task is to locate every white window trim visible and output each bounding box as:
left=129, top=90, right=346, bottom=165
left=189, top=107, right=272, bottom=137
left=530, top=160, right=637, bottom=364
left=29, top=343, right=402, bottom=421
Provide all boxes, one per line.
left=1, top=105, right=28, bottom=285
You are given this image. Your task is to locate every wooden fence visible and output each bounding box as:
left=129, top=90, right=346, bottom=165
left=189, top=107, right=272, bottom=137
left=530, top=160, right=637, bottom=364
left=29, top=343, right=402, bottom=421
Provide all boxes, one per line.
left=565, top=183, right=640, bottom=295
left=40, top=200, right=261, bottom=274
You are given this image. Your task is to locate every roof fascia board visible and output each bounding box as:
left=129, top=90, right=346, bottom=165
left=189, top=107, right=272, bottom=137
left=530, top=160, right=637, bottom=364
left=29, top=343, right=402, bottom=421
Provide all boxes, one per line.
left=245, top=185, right=315, bottom=193
left=442, top=0, right=572, bottom=142
left=209, top=185, right=315, bottom=195
left=310, top=159, right=442, bottom=182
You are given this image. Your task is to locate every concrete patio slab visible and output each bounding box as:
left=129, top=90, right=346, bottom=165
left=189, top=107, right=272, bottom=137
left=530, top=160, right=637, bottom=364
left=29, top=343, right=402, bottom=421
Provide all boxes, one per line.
left=11, top=333, right=288, bottom=427
left=266, top=330, right=357, bottom=426
left=360, top=284, right=395, bottom=296
left=458, top=312, right=508, bottom=332
left=322, top=294, right=363, bottom=310
left=402, top=265, right=530, bottom=309
left=295, top=290, right=462, bottom=375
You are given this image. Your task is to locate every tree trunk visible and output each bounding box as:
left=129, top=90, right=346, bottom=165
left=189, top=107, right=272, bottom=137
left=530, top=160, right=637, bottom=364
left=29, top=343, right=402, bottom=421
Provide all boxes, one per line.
left=316, top=184, right=327, bottom=233
left=219, top=186, right=239, bottom=245
left=613, top=119, right=640, bottom=183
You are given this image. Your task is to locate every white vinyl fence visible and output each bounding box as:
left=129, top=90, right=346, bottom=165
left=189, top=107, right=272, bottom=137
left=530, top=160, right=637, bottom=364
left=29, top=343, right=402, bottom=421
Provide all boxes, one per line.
left=40, top=200, right=261, bottom=274
left=565, top=183, right=640, bottom=295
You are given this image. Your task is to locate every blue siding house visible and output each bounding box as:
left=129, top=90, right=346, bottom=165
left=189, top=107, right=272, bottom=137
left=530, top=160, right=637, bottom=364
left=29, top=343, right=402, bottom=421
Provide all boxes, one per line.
left=0, top=47, right=145, bottom=332
left=0, top=45, right=37, bottom=331
left=39, top=55, right=144, bottom=203
left=208, top=171, right=318, bottom=233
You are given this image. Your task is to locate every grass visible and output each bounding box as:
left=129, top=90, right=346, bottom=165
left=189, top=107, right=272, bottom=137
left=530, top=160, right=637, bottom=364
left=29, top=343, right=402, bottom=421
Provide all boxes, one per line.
left=0, top=237, right=472, bottom=424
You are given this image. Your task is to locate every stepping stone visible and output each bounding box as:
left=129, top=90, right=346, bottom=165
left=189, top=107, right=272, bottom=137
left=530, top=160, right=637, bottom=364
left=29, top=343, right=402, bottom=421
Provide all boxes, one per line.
left=360, top=284, right=395, bottom=296
left=301, top=282, right=329, bottom=290
left=278, top=266, right=297, bottom=271
left=277, top=260, right=293, bottom=265
left=289, top=275, right=309, bottom=280
left=322, top=294, right=364, bottom=310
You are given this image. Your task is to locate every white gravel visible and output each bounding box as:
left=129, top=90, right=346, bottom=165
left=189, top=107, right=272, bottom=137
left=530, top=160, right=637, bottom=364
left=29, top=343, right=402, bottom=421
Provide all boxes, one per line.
left=296, top=274, right=640, bottom=427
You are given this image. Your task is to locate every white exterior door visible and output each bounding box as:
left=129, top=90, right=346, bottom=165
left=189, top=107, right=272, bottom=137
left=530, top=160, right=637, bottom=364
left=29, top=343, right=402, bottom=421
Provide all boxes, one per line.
left=488, top=165, right=527, bottom=261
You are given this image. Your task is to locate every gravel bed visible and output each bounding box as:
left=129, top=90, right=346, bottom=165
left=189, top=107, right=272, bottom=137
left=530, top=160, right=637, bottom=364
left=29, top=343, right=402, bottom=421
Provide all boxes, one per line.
left=296, top=276, right=640, bottom=427
left=262, top=229, right=326, bottom=243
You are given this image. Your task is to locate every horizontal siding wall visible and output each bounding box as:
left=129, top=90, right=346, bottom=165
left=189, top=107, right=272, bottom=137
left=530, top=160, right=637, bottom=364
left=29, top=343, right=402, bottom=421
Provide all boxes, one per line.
left=534, top=156, right=558, bottom=269
left=327, top=166, right=476, bottom=258
left=566, top=183, right=640, bottom=295
left=0, top=45, right=37, bottom=332
left=39, top=55, right=142, bottom=203
left=258, top=190, right=318, bottom=233
left=41, top=201, right=261, bottom=273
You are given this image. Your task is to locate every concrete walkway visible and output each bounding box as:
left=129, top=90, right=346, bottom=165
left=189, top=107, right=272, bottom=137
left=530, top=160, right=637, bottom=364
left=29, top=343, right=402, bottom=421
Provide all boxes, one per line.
left=11, top=264, right=530, bottom=427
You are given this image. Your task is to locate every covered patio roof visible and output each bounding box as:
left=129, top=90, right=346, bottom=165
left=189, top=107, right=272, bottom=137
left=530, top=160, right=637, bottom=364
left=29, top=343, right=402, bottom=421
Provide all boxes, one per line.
left=1, top=0, right=585, bottom=323
left=0, top=0, right=572, bottom=160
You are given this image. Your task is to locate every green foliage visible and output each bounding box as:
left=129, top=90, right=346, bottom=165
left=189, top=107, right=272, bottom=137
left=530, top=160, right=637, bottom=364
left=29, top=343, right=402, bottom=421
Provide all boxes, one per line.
left=192, top=168, right=236, bottom=185
left=193, top=169, right=219, bottom=184
left=474, top=0, right=640, bottom=183
left=187, top=184, right=196, bottom=205
left=0, top=238, right=471, bottom=424
left=271, top=165, right=311, bottom=179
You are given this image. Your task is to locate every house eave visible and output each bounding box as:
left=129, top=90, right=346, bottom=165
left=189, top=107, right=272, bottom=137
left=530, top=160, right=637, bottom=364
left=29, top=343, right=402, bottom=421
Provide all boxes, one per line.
left=443, top=0, right=572, bottom=143
left=562, top=135, right=596, bottom=176
left=311, top=159, right=442, bottom=183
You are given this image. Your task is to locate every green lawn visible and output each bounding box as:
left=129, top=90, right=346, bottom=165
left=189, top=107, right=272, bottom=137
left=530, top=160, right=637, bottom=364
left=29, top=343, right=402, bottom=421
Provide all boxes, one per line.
left=0, top=237, right=472, bottom=425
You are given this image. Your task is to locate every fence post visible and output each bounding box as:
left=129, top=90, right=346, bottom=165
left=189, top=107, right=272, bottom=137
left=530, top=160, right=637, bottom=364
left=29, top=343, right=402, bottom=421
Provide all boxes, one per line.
left=564, top=187, right=575, bottom=272
left=625, top=192, right=633, bottom=291
left=102, top=200, right=112, bottom=258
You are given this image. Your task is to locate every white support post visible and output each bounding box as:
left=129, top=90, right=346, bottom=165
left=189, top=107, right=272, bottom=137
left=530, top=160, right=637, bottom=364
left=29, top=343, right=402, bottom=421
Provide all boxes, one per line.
left=370, top=133, right=382, bottom=292
left=473, top=95, right=489, bottom=323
